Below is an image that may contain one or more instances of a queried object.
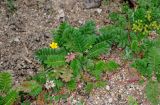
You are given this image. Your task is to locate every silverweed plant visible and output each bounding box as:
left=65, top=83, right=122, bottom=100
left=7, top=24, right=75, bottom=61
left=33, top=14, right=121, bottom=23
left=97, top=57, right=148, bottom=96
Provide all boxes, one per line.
left=18, top=21, right=119, bottom=104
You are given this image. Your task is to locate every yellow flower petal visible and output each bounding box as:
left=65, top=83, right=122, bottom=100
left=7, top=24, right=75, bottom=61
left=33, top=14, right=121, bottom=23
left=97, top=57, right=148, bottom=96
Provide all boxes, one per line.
left=50, top=42, right=58, bottom=49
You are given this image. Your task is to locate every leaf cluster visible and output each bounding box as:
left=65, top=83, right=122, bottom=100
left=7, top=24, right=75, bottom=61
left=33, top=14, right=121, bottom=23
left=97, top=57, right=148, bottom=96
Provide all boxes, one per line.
left=0, top=72, right=18, bottom=105
left=35, top=21, right=118, bottom=83
left=145, top=81, right=160, bottom=105
left=34, top=21, right=120, bottom=102
left=132, top=43, right=160, bottom=81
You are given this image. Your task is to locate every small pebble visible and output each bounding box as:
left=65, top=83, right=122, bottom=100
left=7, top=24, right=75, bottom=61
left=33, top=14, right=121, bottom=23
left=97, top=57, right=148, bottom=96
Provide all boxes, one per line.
left=57, top=9, right=65, bottom=19
left=106, top=85, right=110, bottom=91
left=14, top=37, right=20, bottom=42
left=140, top=92, right=143, bottom=95
left=78, top=20, right=84, bottom=25
left=28, top=71, right=34, bottom=76
left=72, top=99, right=78, bottom=104
left=111, top=92, right=114, bottom=97
left=96, top=8, right=102, bottom=14
left=108, top=98, right=113, bottom=103
left=9, top=36, right=20, bottom=43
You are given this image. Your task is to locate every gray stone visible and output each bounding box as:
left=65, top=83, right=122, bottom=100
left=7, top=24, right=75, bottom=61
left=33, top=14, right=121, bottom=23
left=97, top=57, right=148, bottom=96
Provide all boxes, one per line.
left=106, top=85, right=110, bottom=91
left=84, top=0, right=102, bottom=9
left=108, top=98, right=113, bottom=103
left=96, top=8, right=102, bottom=14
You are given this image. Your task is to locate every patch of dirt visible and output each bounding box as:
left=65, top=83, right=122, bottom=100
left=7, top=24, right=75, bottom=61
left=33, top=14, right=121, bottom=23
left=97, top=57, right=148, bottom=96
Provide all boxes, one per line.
left=0, top=0, right=119, bottom=82
left=0, top=0, right=150, bottom=104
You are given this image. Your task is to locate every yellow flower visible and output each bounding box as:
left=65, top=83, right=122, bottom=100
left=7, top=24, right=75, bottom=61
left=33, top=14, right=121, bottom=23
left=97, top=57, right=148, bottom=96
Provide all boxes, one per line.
left=150, top=21, right=159, bottom=30
left=50, top=42, right=58, bottom=49
left=132, top=20, right=144, bottom=32
left=145, top=10, right=152, bottom=21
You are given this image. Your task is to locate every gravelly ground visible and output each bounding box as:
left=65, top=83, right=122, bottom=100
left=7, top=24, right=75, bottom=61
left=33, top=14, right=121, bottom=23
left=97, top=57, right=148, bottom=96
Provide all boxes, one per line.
left=0, top=0, right=151, bottom=104
left=84, top=51, right=150, bottom=105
